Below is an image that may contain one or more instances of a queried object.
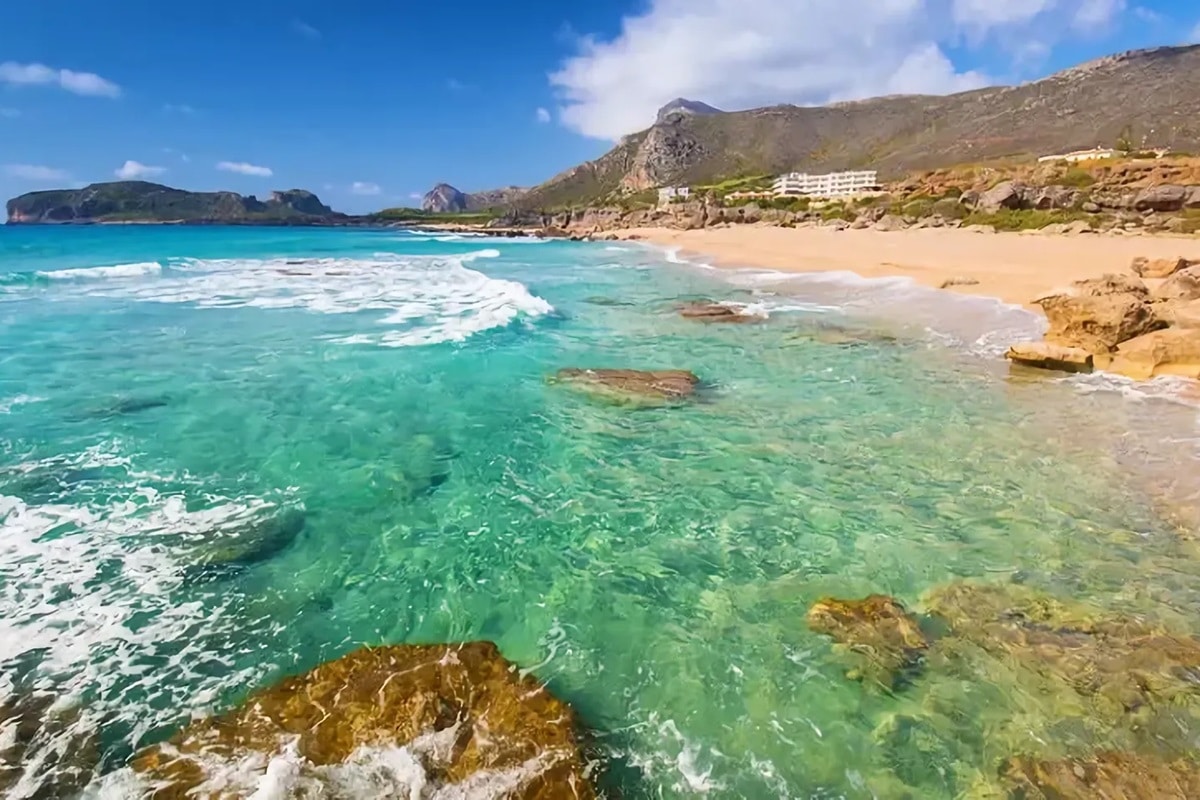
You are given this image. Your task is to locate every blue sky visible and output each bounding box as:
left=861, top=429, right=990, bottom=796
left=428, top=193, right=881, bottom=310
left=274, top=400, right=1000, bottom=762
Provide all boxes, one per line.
left=2, top=0, right=1199, bottom=213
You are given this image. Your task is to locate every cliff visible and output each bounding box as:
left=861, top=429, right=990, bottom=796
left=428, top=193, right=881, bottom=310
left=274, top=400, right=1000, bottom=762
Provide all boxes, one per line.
left=516, top=45, right=1200, bottom=210
left=5, top=182, right=341, bottom=224
left=421, top=183, right=527, bottom=213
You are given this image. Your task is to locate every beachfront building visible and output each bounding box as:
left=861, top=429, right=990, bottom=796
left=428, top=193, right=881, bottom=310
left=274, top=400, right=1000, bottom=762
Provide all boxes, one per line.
left=658, top=186, right=691, bottom=205
left=725, top=190, right=775, bottom=202
left=772, top=170, right=878, bottom=199
left=1037, top=147, right=1117, bottom=164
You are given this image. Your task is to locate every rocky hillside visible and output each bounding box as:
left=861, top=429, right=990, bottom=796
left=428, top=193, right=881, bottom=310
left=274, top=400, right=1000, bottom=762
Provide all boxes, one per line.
left=6, top=182, right=340, bottom=224
left=421, top=183, right=527, bottom=213
left=517, top=45, right=1200, bottom=210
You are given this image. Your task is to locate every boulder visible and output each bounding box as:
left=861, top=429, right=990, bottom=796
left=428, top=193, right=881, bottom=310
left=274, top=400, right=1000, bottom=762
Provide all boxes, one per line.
left=1105, top=328, right=1200, bottom=380
left=1154, top=266, right=1200, bottom=302
left=1188, top=186, right=1200, bottom=209
left=961, top=224, right=996, bottom=234
left=977, top=181, right=1029, bottom=212
left=1005, top=342, right=1094, bottom=373
left=1001, top=752, right=1200, bottom=800
left=678, top=301, right=757, bottom=323
left=1155, top=299, right=1200, bottom=329
left=1131, top=256, right=1191, bottom=279
left=807, top=595, right=929, bottom=689
left=872, top=214, right=908, bottom=232
left=939, top=276, right=979, bottom=289
left=133, top=643, right=594, bottom=799
left=1132, top=184, right=1191, bottom=212
left=551, top=368, right=700, bottom=405
left=1036, top=278, right=1161, bottom=353
left=1032, top=186, right=1079, bottom=210
left=1081, top=200, right=1101, bottom=213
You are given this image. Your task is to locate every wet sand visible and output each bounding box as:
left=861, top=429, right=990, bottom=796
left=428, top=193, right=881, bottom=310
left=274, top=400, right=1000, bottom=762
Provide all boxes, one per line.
left=614, top=226, right=1200, bottom=307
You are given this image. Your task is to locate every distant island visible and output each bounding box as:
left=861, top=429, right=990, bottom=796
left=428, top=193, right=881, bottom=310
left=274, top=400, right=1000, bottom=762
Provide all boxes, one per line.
left=5, top=182, right=347, bottom=225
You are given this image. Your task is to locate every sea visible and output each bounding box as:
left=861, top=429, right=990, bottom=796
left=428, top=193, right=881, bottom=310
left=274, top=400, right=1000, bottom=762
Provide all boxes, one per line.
left=2, top=225, right=1200, bottom=798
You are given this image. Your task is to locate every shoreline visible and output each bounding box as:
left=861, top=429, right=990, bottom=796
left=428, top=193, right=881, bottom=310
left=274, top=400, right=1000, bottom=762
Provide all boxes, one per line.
left=610, top=226, right=1199, bottom=308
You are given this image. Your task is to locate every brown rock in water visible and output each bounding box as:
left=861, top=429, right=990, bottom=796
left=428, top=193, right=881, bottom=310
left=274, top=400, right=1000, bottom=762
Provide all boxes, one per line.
left=1000, top=752, right=1200, bottom=800
left=1131, top=256, right=1192, bottom=279
left=1005, top=342, right=1094, bottom=373
left=551, top=368, right=699, bottom=404
left=678, top=301, right=756, bottom=323
left=807, top=595, right=929, bottom=689
left=133, top=642, right=594, bottom=799
left=1105, top=328, right=1200, bottom=380
left=1155, top=266, right=1200, bottom=302
left=922, top=581, right=1200, bottom=714
left=1036, top=274, right=1162, bottom=353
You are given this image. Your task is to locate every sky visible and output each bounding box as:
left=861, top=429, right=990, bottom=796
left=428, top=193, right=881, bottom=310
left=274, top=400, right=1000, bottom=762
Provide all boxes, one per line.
left=2, top=0, right=1199, bottom=213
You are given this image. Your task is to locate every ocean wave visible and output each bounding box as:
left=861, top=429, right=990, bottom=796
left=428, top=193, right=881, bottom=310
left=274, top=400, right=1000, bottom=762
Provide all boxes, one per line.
left=0, top=394, right=45, bottom=414
left=36, top=262, right=164, bottom=281
left=30, top=252, right=553, bottom=349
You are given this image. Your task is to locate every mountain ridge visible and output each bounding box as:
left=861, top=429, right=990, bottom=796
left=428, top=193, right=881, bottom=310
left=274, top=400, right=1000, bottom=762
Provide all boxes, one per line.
left=421, top=183, right=527, bottom=213
left=515, top=44, right=1200, bottom=210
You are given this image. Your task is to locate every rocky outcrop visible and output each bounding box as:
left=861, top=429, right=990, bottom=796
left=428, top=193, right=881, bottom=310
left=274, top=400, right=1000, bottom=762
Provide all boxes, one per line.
left=550, top=368, right=700, bottom=405
left=1035, top=274, right=1162, bottom=354
left=1132, top=256, right=1193, bottom=278
left=1101, top=327, right=1200, bottom=379
left=133, top=642, right=594, bottom=799
left=807, top=595, right=929, bottom=689
left=655, top=98, right=722, bottom=123
left=1132, top=184, right=1193, bottom=212
left=421, top=184, right=528, bottom=213
left=1001, top=752, right=1200, bottom=800
left=1155, top=266, right=1200, bottom=301
left=6, top=182, right=342, bottom=224
left=678, top=301, right=758, bottom=323
left=1005, top=342, right=1095, bottom=373
left=977, top=181, right=1029, bottom=212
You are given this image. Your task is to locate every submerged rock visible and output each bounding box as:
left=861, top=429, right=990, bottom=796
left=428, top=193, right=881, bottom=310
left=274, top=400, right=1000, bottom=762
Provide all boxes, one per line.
left=1000, top=752, right=1200, bottom=799
left=550, top=368, right=700, bottom=406
left=133, top=642, right=595, bottom=799
left=677, top=301, right=757, bottom=323
left=807, top=595, right=929, bottom=689
left=184, top=508, right=306, bottom=581
left=0, top=691, right=98, bottom=798
left=790, top=322, right=903, bottom=348
left=583, top=296, right=636, bottom=307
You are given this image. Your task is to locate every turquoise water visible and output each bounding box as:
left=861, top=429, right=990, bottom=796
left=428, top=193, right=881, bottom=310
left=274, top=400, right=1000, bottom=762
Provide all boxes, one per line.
left=2, top=225, right=1200, bottom=798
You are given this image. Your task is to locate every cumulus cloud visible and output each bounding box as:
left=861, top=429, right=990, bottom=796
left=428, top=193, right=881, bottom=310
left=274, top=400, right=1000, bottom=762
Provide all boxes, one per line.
left=0, top=62, right=120, bottom=97
left=350, top=181, right=382, bottom=196
left=549, top=0, right=1130, bottom=139
left=4, top=164, right=69, bottom=181
left=217, top=161, right=273, bottom=177
left=535, top=107, right=552, bottom=123
left=115, top=160, right=166, bottom=180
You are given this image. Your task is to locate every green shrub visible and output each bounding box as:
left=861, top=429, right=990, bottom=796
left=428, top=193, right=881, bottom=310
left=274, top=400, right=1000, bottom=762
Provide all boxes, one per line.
left=902, top=199, right=934, bottom=218
left=939, top=187, right=963, bottom=199
left=962, top=209, right=1097, bottom=231
left=1058, top=169, right=1096, bottom=188
left=820, top=204, right=856, bottom=222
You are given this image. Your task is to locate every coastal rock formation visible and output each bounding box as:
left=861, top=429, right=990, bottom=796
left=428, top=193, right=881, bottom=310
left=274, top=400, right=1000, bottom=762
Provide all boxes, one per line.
left=655, top=98, right=722, bottom=123
left=1102, top=328, right=1200, bottom=379
left=1036, top=274, right=1162, bottom=353
left=1000, top=752, right=1200, bottom=799
left=1132, top=256, right=1193, bottom=279
left=6, top=181, right=341, bottom=225
left=978, top=181, right=1029, bottom=212
left=1005, top=342, right=1094, bottom=373
left=1132, top=184, right=1193, bottom=212
left=550, top=368, right=699, bottom=405
left=133, top=642, right=594, bottom=799
left=807, top=595, right=929, bottom=689
left=678, top=301, right=757, bottom=323
left=1155, top=266, right=1200, bottom=301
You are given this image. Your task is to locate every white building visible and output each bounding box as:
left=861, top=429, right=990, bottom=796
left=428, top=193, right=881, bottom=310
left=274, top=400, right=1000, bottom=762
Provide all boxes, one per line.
left=772, top=170, right=878, bottom=198
left=1037, top=147, right=1117, bottom=164
left=658, top=186, right=691, bottom=205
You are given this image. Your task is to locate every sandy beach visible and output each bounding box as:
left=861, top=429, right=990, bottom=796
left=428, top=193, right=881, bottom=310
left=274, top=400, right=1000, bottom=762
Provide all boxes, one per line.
left=616, top=226, right=1200, bottom=307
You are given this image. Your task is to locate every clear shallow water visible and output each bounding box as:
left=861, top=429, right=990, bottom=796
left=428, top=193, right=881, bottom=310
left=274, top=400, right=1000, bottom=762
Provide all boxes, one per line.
left=2, top=225, right=1200, bottom=797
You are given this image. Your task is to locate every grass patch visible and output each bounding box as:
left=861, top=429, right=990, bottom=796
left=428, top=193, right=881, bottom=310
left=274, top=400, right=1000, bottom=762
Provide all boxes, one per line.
left=374, top=208, right=500, bottom=224
left=1057, top=169, right=1096, bottom=188
left=820, top=204, right=856, bottom=222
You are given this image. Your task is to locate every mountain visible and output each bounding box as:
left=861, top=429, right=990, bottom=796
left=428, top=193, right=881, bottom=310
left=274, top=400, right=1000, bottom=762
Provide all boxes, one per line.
left=6, top=182, right=341, bottom=224
left=656, top=98, right=722, bottom=122
left=421, top=183, right=528, bottom=213
left=516, top=45, right=1200, bottom=210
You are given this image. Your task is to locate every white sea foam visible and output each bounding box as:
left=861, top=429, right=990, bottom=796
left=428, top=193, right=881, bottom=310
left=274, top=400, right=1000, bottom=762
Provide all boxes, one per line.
left=0, top=394, right=46, bottom=414
left=41, top=252, right=552, bottom=348
left=37, top=262, right=163, bottom=281
left=0, top=444, right=297, bottom=797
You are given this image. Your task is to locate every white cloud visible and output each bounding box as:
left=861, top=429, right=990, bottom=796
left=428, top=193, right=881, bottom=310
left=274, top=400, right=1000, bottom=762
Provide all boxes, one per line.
left=217, top=161, right=273, bottom=177
left=408, top=192, right=424, bottom=200
left=350, top=181, right=382, bottom=196
left=0, top=62, right=120, bottom=97
left=536, top=107, right=552, bottom=123
left=4, top=164, right=69, bottom=182
left=292, top=19, right=321, bottom=39
left=1131, top=5, right=1161, bottom=23
left=115, top=160, right=166, bottom=180
left=1071, top=0, right=1126, bottom=30
left=549, top=0, right=1132, bottom=140
left=0, top=108, right=19, bottom=118
left=1190, top=20, right=1200, bottom=43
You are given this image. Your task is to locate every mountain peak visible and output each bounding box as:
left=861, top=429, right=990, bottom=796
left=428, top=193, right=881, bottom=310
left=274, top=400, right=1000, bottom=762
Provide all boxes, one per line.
left=656, top=98, right=722, bottom=122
